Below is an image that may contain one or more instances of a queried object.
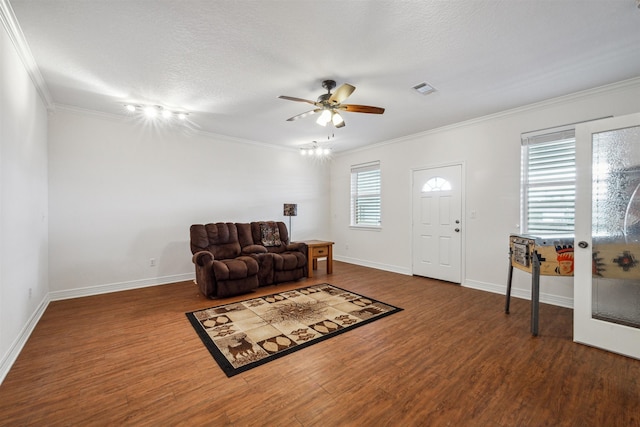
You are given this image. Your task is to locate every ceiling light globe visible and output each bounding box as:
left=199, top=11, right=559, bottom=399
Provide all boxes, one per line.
left=125, top=104, right=136, bottom=112
left=316, top=110, right=331, bottom=126
left=143, top=106, right=158, bottom=118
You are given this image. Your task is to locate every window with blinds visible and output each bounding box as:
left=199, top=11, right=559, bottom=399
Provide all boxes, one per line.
left=351, top=161, right=381, bottom=227
left=521, top=127, right=576, bottom=235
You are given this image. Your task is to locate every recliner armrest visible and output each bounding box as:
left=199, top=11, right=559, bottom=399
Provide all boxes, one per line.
left=286, top=242, right=306, bottom=252
left=192, top=250, right=214, bottom=266
left=242, top=244, right=268, bottom=255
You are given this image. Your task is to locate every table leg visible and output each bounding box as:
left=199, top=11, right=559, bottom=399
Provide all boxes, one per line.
left=531, top=251, right=540, bottom=337
left=307, top=249, right=313, bottom=278
left=505, top=249, right=514, bottom=314
left=327, top=244, right=333, bottom=274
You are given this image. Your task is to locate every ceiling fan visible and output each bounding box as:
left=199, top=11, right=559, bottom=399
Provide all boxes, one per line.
left=278, top=80, right=385, bottom=128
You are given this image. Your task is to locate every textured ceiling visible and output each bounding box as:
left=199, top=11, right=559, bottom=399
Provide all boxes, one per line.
left=8, top=0, right=640, bottom=152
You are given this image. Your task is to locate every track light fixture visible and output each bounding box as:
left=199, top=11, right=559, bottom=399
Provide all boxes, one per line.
left=124, top=104, right=189, bottom=121
left=299, top=142, right=332, bottom=157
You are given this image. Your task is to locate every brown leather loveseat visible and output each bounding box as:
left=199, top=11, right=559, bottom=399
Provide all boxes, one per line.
left=190, top=221, right=307, bottom=298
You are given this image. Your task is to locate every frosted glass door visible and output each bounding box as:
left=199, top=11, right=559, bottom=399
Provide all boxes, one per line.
left=575, top=113, right=640, bottom=359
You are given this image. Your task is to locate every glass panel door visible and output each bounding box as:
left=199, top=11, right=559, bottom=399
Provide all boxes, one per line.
left=575, top=113, right=640, bottom=359
left=592, top=127, right=640, bottom=327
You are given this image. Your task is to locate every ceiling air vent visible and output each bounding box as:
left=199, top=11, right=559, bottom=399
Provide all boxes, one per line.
left=412, top=81, right=436, bottom=95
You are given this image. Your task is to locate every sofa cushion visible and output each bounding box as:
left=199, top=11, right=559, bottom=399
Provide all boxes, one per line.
left=190, top=224, right=209, bottom=253
left=260, top=222, right=282, bottom=247
left=212, top=257, right=259, bottom=281
left=272, top=252, right=306, bottom=271
left=236, top=223, right=254, bottom=247
left=205, top=223, right=241, bottom=259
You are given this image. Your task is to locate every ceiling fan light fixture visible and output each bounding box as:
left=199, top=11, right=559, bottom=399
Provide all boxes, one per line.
left=280, top=80, right=384, bottom=127
left=331, top=112, right=344, bottom=126
left=316, top=109, right=332, bottom=126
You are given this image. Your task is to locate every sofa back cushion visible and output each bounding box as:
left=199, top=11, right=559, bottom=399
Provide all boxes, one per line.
left=190, top=223, right=241, bottom=259
left=236, top=223, right=254, bottom=248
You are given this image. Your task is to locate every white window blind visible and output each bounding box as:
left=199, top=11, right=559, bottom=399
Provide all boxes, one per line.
left=521, top=127, right=576, bottom=235
left=351, top=161, right=381, bottom=227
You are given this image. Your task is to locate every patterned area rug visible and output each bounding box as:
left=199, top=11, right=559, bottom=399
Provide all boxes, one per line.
left=186, top=283, right=403, bottom=377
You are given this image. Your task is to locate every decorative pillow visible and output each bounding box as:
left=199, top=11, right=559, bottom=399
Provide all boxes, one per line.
left=260, top=223, right=282, bottom=247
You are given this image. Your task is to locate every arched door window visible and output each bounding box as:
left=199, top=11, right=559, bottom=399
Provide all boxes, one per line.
left=422, top=177, right=452, bottom=192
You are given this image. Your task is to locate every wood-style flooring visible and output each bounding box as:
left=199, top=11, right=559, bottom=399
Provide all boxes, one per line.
left=0, top=261, right=638, bottom=426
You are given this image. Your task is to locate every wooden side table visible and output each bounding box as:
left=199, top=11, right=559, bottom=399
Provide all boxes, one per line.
left=300, top=240, right=334, bottom=278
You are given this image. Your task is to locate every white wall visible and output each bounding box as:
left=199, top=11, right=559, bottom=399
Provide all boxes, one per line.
left=47, top=109, right=330, bottom=298
left=0, top=22, right=49, bottom=382
left=330, top=78, right=640, bottom=307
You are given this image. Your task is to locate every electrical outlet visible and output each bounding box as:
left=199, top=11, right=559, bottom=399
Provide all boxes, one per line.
left=149, top=258, right=156, bottom=267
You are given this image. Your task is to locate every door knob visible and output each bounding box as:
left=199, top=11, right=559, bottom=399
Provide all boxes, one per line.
left=455, top=228, right=460, bottom=232
left=578, top=241, right=589, bottom=248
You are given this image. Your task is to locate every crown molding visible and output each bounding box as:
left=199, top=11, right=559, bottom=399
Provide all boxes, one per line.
left=338, top=76, right=640, bottom=157
left=0, top=0, right=54, bottom=110
left=53, top=103, right=300, bottom=153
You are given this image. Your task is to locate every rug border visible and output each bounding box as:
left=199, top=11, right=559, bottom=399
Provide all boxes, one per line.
left=185, top=283, right=403, bottom=377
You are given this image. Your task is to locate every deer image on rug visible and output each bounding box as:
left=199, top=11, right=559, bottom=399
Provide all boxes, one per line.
left=227, top=334, right=258, bottom=360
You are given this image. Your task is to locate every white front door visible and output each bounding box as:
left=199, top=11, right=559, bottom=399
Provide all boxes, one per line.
left=575, top=112, right=640, bottom=359
left=412, top=164, right=462, bottom=283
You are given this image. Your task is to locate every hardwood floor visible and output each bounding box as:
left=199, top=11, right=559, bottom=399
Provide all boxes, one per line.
left=1, top=261, right=638, bottom=426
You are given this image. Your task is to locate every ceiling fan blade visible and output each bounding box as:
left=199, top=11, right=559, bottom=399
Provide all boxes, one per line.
left=286, top=109, right=321, bottom=122
left=328, top=83, right=356, bottom=105
left=340, top=104, right=385, bottom=114
left=278, top=95, right=318, bottom=106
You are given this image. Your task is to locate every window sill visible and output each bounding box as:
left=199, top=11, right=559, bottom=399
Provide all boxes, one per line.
left=349, top=225, right=382, bottom=231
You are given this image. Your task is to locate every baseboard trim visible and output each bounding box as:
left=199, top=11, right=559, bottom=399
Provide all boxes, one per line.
left=334, top=259, right=574, bottom=309
left=1, top=273, right=195, bottom=386
left=0, top=294, right=51, bottom=385
left=333, top=256, right=412, bottom=275
left=464, top=279, right=574, bottom=309
left=49, top=273, right=195, bottom=301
